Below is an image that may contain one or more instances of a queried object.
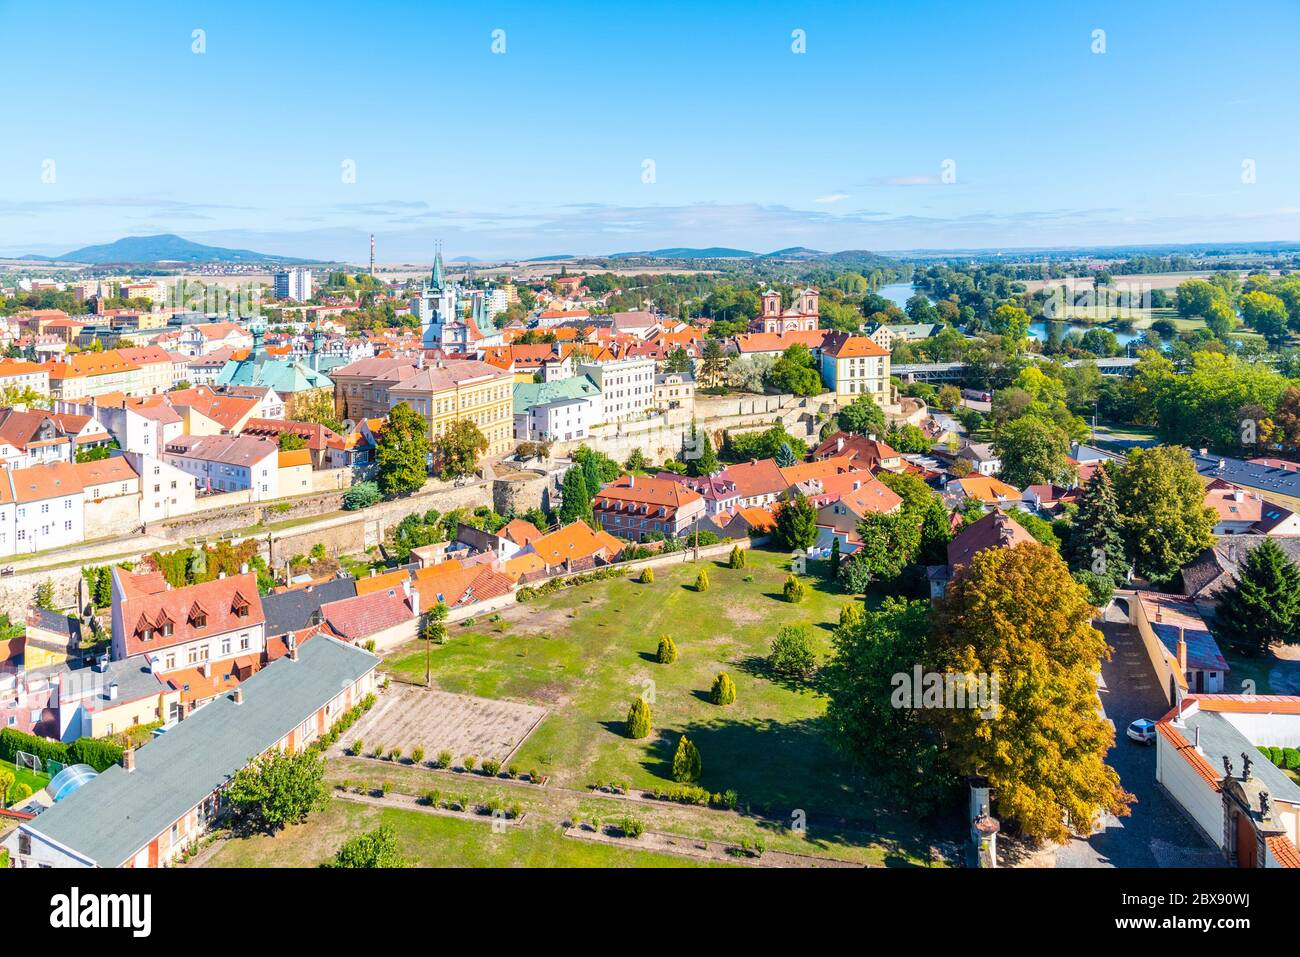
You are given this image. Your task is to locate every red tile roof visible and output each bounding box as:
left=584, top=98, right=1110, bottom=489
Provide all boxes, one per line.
left=119, top=573, right=265, bottom=656
left=321, top=588, right=416, bottom=640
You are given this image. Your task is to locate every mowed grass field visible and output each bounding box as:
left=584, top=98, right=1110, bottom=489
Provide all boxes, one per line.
left=383, top=549, right=894, bottom=827
left=207, top=798, right=715, bottom=868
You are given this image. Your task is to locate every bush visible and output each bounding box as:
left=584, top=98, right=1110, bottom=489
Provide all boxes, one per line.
left=411, top=746, right=425, bottom=764
left=371, top=743, right=385, bottom=758
left=656, top=635, right=678, bottom=664
left=342, top=481, right=381, bottom=510
left=619, top=816, right=645, bottom=839
left=436, top=750, right=453, bottom=769
left=352, top=739, right=364, bottom=756
left=695, top=567, right=710, bottom=591
left=710, top=672, right=736, bottom=706
left=626, top=697, right=652, bottom=739
left=462, top=755, right=477, bottom=772
left=782, top=574, right=806, bottom=603
left=481, top=758, right=501, bottom=777
left=1284, top=748, right=1300, bottom=770
left=1072, top=569, right=1114, bottom=608
left=728, top=545, right=746, bottom=569
left=388, top=748, right=402, bottom=762
left=423, top=790, right=441, bottom=807
left=770, top=624, right=817, bottom=678
left=640, top=567, right=654, bottom=584
left=671, top=735, right=702, bottom=784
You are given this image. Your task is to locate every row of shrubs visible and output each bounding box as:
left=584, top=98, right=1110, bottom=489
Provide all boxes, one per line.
left=339, top=780, right=525, bottom=821
left=350, top=741, right=545, bottom=783
left=648, top=784, right=740, bottom=810
left=1259, top=745, right=1300, bottom=770
left=304, top=693, right=377, bottom=757
left=0, top=728, right=123, bottom=773
left=517, top=565, right=628, bottom=602
left=568, top=815, right=644, bottom=839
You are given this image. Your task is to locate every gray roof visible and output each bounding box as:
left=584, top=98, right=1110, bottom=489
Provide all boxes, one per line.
left=1185, top=710, right=1300, bottom=805
left=1192, top=452, right=1300, bottom=500
left=261, top=577, right=357, bottom=637
left=1181, top=536, right=1300, bottom=600
left=23, top=634, right=376, bottom=867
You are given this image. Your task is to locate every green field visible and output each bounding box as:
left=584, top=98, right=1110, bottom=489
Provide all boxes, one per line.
left=6, top=763, right=49, bottom=804
left=206, top=798, right=716, bottom=868
left=384, top=549, right=921, bottom=833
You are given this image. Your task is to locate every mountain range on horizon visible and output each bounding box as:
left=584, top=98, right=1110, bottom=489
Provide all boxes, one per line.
left=20, top=233, right=314, bottom=266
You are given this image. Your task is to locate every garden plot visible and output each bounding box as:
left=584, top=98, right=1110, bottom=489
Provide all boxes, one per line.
left=344, top=684, right=547, bottom=764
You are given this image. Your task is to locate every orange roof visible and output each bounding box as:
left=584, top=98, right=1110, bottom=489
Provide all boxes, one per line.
left=44, top=352, right=141, bottom=380
left=74, top=456, right=138, bottom=488
left=1267, top=835, right=1300, bottom=868
left=7, top=461, right=82, bottom=503
left=821, top=331, right=891, bottom=358
left=0, top=360, right=49, bottom=377
left=119, top=572, right=264, bottom=657
left=354, top=568, right=410, bottom=596
left=277, top=448, right=311, bottom=468
left=503, top=552, right=546, bottom=579
left=527, top=521, right=622, bottom=567
left=501, top=518, right=543, bottom=547
left=734, top=506, right=776, bottom=531
left=779, top=455, right=857, bottom=486
left=950, top=476, right=1022, bottom=503
left=732, top=330, right=829, bottom=354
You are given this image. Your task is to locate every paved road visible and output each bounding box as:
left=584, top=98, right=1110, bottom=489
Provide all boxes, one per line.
left=1054, top=620, right=1222, bottom=868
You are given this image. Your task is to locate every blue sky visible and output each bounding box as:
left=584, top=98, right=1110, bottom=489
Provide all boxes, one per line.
left=2, top=0, right=1298, bottom=261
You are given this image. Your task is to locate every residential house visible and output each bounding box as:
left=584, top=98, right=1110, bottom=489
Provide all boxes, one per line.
left=4, top=634, right=377, bottom=868
left=575, top=357, right=655, bottom=424
left=818, top=332, right=892, bottom=408
left=513, top=374, right=604, bottom=443
left=591, top=474, right=706, bottom=542
left=161, top=434, right=280, bottom=499
left=386, top=359, right=515, bottom=458
left=928, top=510, right=1036, bottom=597
left=811, top=432, right=905, bottom=472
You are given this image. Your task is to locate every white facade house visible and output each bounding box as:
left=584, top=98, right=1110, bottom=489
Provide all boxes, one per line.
left=161, top=434, right=279, bottom=500
left=5, top=461, right=85, bottom=556
left=576, top=357, right=654, bottom=423
left=124, top=451, right=198, bottom=524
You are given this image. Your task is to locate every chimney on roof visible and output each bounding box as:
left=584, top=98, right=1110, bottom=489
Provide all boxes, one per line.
left=240, top=562, right=249, bottom=574
left=233, top=687, right=243, bottom=705
left=1177, top=627, right=1188, bottom=674
left=287, top=633, right=299, bottom=661
left=122, top=747, right=136, bottom=773
left=836, top=437, right=844, bottom=453
left=218, top=571, right=225, bottom=580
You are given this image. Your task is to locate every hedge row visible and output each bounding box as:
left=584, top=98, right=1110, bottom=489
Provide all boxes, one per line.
left=0, top=729, right=124, bottom=773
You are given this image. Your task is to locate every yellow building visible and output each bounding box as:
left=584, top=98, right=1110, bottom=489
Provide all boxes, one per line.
left=818, top=331, right=892, bottom=408
left=386, top=359, right=514, bottom=458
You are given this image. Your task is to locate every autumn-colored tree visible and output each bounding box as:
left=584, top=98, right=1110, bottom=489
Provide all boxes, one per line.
left=434, top=418, right=488, bottom=480
left=930, top=542, right=1133, bottom=843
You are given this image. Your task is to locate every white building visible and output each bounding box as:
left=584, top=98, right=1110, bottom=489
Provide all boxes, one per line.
left=274, top=268, right=313, bottom=302
left=576, top=357, right=654, bottom=424
left=5, top=461, right=85, bottom=556
left=124, top=451, right=197, bottom=524
left=161, top=434, right=279, bottom=500
left=512, top=375, right=604, bottom=443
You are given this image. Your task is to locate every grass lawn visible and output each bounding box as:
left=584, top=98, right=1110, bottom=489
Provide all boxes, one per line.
left=205, top=798, right=715, bottom=868
left=6, top=763, right=50, bottom=803
left=383, top=548, right=931, bottom=848
left=1221, top=647, right=1278, bottom=696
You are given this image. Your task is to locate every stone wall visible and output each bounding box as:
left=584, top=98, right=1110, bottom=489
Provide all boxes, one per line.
left=84, top=496, right=141, bottom=540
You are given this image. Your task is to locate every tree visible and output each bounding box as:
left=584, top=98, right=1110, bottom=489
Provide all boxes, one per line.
left=988, top=303, right=1030, bottom=344
left=824, top=597, right=952, bottom=814
left=656, top=635, right=678, bottom=664
left=838, top=395, right=886, bottom=435
left=684, top=422, right=718, bottom=476
left=995, top=416, right=1074, bottom=489
left=770, top=624, right=816, bottom=678
left=434, top=418, right=488, bottom=480
left=35, top=579, right=55, bottom=611
left=850, top=510, right=920, bottom=583
left=225, top=748, right=329, bottom=833
left=710, top=672, right=736, bottom=705
left=827, top=536, right=841, bottom=584
left=728, top=545, right=746, bottom=569
left=342, top=481, right=380, bottom=510
left=671, top=735, right=702, bottom=783
left=640, top=567, right=655, bottom=584
left=1239, top=291, right=1290, bottom=344
left=278, top=432, right=307, bottom=451
left=1072, top=569, right=1114, bottom=607
left=918, top=498, right=954, bottom=565
left=782, top=573, right=805, bottom=603
left=1114, top=446, right=1216, bottom=585
left=558, top=467, right=592, bottom=526
left=937, top=384, right=962, bottom=411
left=1062, top=464, right=1128, bottom=586
left=1213, top=538, right=1300, bottom=654
left=695, top=567, right=710, bottom=591
left=330, top=825, right=408, bottom=868
left=626, top=697, right=652, bottom=739
left=291, top=388, right=344, bottom=433
left=775, top=441, right=797, bottom=469
left=375, top=403, right=432, bottom=496
left=767, top=343, right=822, bottom=396
left=625, top=448, right=648, bottom=471
left=773, top=491, right=817, bottom=550
left=932, top=542, right=1133, bottom=843
left=664, top=346, right=693, bottom=374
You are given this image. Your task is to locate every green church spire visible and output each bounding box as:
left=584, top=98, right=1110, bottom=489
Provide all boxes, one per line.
left=431, top=242, right=445, bottom=290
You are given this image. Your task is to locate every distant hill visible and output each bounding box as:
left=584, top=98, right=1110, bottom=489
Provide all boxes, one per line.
left=609, top=247, right=757, bottom=260
left=759, top=247, right=828, bottom=259
left=27, top=234, right=311, bottom=265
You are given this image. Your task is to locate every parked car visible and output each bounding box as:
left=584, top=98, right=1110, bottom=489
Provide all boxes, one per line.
left=1126, top=718, right=1157, bottom=744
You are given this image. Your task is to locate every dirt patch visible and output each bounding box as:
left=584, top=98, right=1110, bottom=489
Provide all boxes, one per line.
left=341, top=684, right=547, bottom=764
